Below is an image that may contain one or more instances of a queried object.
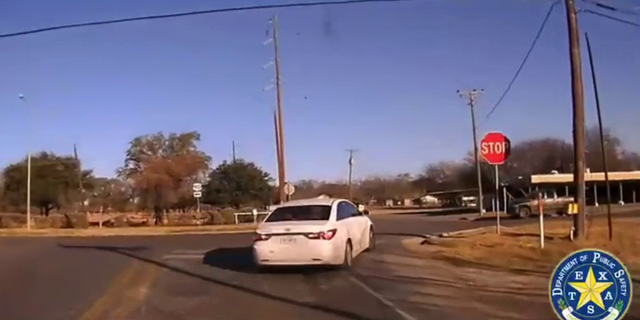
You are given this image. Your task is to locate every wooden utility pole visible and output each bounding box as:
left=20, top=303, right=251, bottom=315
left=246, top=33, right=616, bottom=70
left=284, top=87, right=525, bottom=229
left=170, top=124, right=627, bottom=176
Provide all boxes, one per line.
left=347, top=149, right=357, bottom=200
left=273, top=15, right=287, bottom=204
left=585, top=33, right=612, bottom=240
left=565, top=0, right=587, bottom=240
left=457, top=89, right=485, bottom=216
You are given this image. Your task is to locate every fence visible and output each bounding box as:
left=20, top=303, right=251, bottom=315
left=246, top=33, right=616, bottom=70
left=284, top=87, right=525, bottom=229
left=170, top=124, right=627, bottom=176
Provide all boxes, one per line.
left=234, top=211, right=269, bottom=224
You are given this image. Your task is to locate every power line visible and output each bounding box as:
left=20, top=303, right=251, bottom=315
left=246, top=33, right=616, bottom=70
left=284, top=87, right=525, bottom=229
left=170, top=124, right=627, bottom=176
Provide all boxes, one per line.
left=582, top=0, right=640, bottom=17
left=482, top=1, right=559, bottom=123
left=0, top=0, right=412, bottom=39
left=581, top=9, right=640, bottom=27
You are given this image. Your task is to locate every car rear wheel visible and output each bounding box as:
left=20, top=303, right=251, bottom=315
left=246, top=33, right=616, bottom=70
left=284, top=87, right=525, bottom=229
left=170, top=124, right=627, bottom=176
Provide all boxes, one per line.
left=518, top=206, right=531, bottom=219
left=366, top=228, right=376, bottom=252
left=341, top=241, right=353, bottom=270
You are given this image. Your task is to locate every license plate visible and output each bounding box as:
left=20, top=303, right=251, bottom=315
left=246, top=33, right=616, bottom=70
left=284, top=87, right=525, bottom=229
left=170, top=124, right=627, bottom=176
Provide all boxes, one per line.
left=279, top=236, right=297, bottom=244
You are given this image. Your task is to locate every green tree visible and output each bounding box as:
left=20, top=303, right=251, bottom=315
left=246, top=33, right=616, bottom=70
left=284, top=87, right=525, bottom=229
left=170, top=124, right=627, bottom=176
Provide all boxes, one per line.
left=117, top=131, right=211, bottom=224
left=203, top=159, right=273, bottom=209
left=89, top=178, right=133, bottom=212
left=2, top=152, right=94, bottom=216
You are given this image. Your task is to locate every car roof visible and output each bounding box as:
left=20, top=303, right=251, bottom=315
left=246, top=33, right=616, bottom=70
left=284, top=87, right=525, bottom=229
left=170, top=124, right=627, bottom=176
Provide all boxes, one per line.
left=274, top=197, right=347, bottom=208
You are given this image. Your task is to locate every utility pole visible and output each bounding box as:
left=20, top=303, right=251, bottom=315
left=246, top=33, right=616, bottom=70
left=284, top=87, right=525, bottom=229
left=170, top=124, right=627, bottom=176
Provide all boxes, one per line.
left=457, top=89, right=484, bottom=216
left=565, top=0, right=587, bottom=240
left=270, top=16, right=287, bottom=204
left=232, top=140, right=237, bottom=163
left=347, top=149, right=357, bottom=200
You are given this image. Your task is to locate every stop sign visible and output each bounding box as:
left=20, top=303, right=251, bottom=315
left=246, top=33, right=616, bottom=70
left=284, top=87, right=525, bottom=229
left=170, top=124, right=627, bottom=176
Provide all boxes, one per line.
left=480, top=132, right=511, bottom=165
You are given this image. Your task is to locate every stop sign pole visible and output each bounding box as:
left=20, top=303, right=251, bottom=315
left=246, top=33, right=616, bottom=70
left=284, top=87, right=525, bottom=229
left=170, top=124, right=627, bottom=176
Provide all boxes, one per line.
left=480, top=132, right=511, bottom=235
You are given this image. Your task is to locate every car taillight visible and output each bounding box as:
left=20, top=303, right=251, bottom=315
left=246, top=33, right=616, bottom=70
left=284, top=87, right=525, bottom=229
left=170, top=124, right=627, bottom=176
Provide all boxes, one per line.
left=253, top=233, right=271, bottom=241
left=306, top=229, right=337, bottom=240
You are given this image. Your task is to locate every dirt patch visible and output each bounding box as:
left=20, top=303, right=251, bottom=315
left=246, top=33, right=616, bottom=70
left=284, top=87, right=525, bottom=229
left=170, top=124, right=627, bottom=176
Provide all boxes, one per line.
left=358, top=250, right=553, bottom=320
left=412, top=217, right=640, bottom=277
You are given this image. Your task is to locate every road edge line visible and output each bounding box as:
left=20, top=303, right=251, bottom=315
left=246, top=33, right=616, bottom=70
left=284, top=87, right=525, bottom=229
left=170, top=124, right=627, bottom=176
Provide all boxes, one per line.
left=349, top=276, right=418, bottom=320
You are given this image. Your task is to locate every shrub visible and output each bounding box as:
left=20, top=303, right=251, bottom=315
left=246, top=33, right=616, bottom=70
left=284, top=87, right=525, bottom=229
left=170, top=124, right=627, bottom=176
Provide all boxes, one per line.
left=218, top=208, right=237, bottom=224
left=63, top=213, right=89, bottom=229
left=125, top=213, right=152, bottom=227
left=113, top=214, right=127, bottom=228
left=166, top=213, right=197, bottom=226
left=0, top=213, right=26, bottom=228
left=50, top=214, right=65, bottom=228
left=33, top=216, right=52, bottom=229
left=201, top=211, right=226, bottom=225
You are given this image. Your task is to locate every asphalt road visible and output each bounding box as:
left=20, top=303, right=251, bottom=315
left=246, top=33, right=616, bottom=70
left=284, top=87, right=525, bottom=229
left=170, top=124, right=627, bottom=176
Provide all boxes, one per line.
left=0, top=215, right=527, bottom=320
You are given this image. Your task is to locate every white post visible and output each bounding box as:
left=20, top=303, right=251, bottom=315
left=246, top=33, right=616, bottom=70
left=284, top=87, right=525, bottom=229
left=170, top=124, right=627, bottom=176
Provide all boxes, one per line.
left=20, top=95, right=32, bottom=231
left=502, top=184, right=507, bottom=213
left=538, top=193, right=544, bottom=249
left=26, top=151, right=31, bottom=230
left=495, top=165, right=500, bottom=235
left=619, top=183, right=624, bottom=205
left=594, top=183, right=599, bottom=207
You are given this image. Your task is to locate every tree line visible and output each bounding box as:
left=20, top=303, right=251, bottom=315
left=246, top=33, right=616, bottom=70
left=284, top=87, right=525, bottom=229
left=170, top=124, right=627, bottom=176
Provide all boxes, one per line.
left=291, top=126, right=640, bottom=201
left=0, top=132, right=274, bottom=220
left=1, top=126, right=638, bottom=216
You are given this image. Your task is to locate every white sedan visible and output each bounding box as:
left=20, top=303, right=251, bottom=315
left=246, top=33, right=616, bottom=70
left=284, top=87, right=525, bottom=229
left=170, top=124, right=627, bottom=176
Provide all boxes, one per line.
left=252, top=197, right=375, bottom=269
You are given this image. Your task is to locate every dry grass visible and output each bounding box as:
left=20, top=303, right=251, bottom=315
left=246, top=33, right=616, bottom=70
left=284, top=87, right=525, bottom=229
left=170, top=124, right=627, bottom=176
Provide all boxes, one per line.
left=413, top=217, right=640, bottom=277
left=0, top=224, right=257, bottom=237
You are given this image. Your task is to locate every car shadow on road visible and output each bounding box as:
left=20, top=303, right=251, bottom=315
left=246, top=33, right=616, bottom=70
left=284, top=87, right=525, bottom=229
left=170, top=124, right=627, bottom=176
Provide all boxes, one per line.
left=202, top=246, right=342, bottom=275
left=58, top=244, right=379, bottom=320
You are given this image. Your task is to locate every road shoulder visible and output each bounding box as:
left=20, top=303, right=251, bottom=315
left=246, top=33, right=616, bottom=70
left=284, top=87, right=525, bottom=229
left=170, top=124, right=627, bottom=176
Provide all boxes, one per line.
left=0, top=224, right=256, bottom=237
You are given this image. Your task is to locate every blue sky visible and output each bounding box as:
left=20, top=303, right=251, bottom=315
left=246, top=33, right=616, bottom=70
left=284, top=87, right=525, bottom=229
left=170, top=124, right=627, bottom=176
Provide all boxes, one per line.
left=0, top=0, right=638, bottom=182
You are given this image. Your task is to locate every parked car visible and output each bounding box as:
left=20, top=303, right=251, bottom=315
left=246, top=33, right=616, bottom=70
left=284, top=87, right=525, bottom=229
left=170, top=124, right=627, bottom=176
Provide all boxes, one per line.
left=252, top=197, right=375, bottom=270
left=507, top=189, right=574, bottom=218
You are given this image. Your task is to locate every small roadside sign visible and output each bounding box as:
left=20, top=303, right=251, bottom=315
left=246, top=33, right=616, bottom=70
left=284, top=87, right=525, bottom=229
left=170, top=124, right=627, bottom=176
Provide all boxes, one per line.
left=192, top=183, right=202, bottom=192
left=193, top=191, right=202, bottom=198
left=283, top=183, right=295, bottom=196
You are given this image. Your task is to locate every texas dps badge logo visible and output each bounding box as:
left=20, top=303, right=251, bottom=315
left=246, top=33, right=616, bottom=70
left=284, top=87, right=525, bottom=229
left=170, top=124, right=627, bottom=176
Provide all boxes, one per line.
left=550, top=249, right=633, bottom=320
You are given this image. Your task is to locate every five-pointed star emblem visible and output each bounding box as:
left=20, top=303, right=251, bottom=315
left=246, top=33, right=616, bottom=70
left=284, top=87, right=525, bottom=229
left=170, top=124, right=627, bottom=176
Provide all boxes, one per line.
left=568, top=267, right=614, bottom=310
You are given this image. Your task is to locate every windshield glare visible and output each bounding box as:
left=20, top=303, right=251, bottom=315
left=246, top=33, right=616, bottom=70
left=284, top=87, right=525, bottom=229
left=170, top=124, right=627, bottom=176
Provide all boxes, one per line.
left=265, top=205, right=331, bottom=222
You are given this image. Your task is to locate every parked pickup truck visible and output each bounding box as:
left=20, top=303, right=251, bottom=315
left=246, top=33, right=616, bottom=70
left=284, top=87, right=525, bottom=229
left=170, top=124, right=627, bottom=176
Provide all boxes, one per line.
left=507, top=189, right=574, bottom=218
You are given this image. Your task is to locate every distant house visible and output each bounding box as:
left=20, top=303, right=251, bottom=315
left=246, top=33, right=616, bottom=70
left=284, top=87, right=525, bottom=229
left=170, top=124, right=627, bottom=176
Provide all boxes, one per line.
left=419, top=195, right=440, bottom=206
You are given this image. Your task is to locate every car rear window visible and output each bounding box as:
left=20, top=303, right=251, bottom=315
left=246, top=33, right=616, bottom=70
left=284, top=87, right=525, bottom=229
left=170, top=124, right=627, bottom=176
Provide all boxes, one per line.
left=265, top=205, right=331, bottom=222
